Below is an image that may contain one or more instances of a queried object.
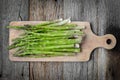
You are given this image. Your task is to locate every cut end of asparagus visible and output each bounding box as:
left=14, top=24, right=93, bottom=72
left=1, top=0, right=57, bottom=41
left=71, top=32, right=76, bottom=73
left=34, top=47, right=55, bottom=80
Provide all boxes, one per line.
left=74, top=43, right=80, bottom=48
left=54, top=18, right=71, bottom=26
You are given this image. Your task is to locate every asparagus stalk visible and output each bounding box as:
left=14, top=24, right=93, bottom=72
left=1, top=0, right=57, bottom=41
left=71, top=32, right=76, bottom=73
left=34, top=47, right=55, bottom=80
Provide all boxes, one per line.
left=7, top=19, right=63, bottom=30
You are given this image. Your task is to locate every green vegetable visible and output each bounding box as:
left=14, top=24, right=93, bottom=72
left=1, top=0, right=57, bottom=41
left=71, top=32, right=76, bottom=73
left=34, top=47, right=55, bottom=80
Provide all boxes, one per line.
left=8, top=18, right=85, bottom=57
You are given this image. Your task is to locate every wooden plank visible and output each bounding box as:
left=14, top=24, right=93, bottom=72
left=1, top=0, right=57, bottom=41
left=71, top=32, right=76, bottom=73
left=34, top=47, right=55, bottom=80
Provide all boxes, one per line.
left=29, top=0, right=64, bottom=80
left=98, top=0, right=120, bottom=80
left=0, top=0, right=29, bottom=80
left=63, top=0, right=100, bottom=80
left=97, top=1, right=108, bottom=80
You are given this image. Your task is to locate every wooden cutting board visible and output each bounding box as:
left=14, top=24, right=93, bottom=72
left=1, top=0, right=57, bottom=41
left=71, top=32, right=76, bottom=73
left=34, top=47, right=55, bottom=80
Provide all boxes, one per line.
left=9, top=21, right=116, bottom=62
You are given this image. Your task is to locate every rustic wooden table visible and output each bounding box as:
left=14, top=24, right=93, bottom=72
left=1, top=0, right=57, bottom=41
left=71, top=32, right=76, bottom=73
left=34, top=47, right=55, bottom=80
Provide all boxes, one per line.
left=0, top=0, right=120, bottom=80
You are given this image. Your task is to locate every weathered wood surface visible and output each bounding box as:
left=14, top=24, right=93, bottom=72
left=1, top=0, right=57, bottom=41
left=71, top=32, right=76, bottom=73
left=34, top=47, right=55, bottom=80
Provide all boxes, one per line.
left=102, top=0, right=120, bottom=80
left=29, top=0, right=64, bottom=80
left=63, top=0, right=98, bottom=80
left=0, top=0, right=120, bottom=80
left=0, top=0, right=29, bottom=80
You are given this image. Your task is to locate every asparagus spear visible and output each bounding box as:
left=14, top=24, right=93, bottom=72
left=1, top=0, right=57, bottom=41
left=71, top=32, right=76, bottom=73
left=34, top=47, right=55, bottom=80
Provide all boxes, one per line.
left=7, top=19, right=63, bottom=30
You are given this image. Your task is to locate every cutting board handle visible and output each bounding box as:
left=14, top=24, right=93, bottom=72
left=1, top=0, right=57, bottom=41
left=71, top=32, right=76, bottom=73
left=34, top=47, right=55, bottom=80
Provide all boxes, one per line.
left=96, top=34, right=116, bottom=49
left=76, top=22, right=117, bottom=61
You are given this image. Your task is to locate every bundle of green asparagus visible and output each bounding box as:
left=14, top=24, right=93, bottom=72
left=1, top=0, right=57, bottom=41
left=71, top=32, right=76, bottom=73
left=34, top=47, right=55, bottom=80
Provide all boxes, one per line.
left=8, top=18, right=85, bottom=57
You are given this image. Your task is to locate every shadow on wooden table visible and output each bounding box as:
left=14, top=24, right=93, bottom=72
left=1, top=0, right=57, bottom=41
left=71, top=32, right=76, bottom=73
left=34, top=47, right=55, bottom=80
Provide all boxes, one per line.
left=106, top=24, right=120, bottom=52
left=106, top=24, right=120, bottom=80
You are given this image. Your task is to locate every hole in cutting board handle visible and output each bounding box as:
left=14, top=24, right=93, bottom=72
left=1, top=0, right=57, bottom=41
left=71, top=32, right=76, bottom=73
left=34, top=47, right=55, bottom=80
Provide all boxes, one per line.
left=106, top=39, right=112, bottom=45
